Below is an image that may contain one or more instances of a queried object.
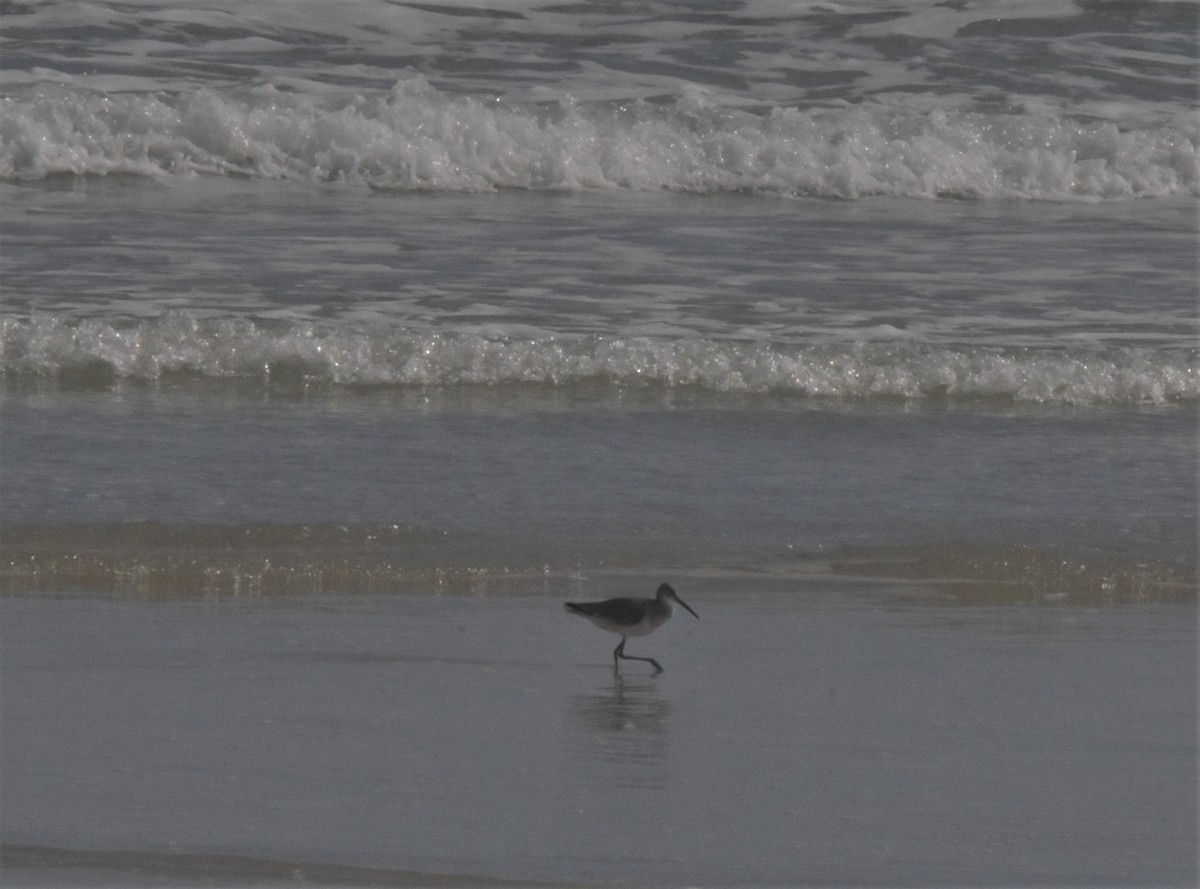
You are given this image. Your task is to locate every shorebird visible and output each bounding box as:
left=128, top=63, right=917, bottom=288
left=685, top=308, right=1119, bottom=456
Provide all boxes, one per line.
left=565, top=582, right=699, bottom=673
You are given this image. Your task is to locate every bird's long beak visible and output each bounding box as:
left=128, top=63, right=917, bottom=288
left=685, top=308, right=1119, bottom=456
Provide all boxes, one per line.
left=674, top=593, right=699, bottom=619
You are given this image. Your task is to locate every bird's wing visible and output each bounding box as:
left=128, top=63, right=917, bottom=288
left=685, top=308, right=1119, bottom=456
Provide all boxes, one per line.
left=565, top=598, right=645, bottom=626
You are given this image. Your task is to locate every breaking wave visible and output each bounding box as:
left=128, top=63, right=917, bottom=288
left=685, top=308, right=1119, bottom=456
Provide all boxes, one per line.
left=2, top=314, right=1195, bottom=405
left=2, top=79, right=1196, bottom=200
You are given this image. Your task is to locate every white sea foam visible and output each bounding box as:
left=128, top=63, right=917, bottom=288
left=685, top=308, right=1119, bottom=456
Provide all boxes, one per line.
left=4, top=0, right=1197, bottom=198
left=3, top=315, right=1195, bottom=405
left=2, top=79, right=1196, bottom=199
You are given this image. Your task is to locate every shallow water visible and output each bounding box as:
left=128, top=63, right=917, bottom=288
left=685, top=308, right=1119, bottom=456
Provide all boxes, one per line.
left=1, top=385, right=1196, bottom=570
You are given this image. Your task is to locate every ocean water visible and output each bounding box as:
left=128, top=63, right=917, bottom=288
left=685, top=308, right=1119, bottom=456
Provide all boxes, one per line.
left=1, top=1, right=1197, bottom=886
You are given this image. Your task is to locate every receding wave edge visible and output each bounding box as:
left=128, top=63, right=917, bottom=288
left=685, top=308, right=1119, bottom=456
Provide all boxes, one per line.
left=0, top=522, right=1193, bottom=605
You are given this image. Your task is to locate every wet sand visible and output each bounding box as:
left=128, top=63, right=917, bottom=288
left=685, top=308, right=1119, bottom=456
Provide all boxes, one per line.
left=1, top=577, right=1196, bottom=887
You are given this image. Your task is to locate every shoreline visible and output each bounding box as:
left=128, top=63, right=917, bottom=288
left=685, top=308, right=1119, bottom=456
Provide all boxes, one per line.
left=1, top=525, right=1194, bottom=605
left=0, top=844, right=579, bottom=889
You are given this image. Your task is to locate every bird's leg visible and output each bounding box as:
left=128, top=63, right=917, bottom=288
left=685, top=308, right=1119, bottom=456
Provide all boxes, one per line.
left=614, top=639, right=664, bottom=674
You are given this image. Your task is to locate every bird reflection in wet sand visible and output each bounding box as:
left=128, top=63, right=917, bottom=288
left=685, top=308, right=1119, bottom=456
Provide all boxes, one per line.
left=565, top=583, right=699, bottom=673
left=569, top=675, right=671, bottom=789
